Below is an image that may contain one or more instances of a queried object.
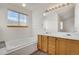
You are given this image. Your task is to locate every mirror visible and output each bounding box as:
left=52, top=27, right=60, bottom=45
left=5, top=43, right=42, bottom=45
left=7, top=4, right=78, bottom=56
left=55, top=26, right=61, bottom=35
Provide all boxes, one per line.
left=43, top=4, right=74, bottom=33
left=58, top=16, right=74, bottom=32
left=43, top=13, right=74, bottom=33
left=43, top=12, right=58, bottom=33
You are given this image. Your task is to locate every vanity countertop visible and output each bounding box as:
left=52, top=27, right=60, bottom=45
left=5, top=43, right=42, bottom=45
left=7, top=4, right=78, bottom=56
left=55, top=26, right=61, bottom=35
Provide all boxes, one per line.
left=38, top=32, right=79, bottom=40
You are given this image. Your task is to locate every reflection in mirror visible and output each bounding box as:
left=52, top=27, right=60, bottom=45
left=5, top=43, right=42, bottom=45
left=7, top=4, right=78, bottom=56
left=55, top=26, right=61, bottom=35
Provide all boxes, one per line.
left=60, top=21, right=63, bottom=30
left=42, top=12, right=58, bottom=33
left=58, top=15, right=74, bottom=33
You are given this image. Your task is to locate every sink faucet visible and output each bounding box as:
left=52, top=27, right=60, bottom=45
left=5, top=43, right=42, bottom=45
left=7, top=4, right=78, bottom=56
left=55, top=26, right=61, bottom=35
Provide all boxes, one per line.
left=66, top=34, right=71, bottom=36
left=45, top=32, right=49, bottom=34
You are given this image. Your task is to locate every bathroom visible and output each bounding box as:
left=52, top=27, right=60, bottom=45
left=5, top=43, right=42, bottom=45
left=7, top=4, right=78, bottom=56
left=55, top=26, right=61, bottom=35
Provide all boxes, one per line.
left=0, top=3, right=79, bottom=55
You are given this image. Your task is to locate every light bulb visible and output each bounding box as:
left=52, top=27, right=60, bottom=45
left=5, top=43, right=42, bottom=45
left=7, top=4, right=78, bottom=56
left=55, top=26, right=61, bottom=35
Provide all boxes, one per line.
left=22, top=3, right=26, bottom=7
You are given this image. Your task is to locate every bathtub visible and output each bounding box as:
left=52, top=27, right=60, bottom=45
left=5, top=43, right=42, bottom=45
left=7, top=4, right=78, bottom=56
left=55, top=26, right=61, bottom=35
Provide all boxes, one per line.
left=5, top=37, right=37, bottom=54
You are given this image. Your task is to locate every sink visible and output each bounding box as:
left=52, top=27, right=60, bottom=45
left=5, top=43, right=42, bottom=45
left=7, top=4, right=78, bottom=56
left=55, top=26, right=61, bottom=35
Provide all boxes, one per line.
left=66, top=34, right=71, bottom=36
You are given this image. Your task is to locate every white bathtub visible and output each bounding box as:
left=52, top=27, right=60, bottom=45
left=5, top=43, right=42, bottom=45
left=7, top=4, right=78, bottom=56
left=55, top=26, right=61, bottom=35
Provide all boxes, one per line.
left=5, top=37, right=37, bottom=54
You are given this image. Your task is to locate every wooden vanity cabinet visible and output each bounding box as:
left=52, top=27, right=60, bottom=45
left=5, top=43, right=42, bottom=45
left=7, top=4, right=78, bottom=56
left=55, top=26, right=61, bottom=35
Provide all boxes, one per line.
left=38, top=35, right=48, bottom=52
left=38, top=35, right=79, bottom=55
left=41, top=35, right=48, bottom=52
left=56, top=38, right=67, bottom=55
left=56, top=38, right=79, bottom=55
left=37, top=35, right=42, bottom=50
left=66, top=39, right=79, bottom=55
left=48, top=36, right=56, bottom=55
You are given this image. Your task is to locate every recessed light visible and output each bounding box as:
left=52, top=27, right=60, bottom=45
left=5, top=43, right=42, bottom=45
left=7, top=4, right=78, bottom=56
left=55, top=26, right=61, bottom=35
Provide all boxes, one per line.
left=22, top=3, right=26, bottom=7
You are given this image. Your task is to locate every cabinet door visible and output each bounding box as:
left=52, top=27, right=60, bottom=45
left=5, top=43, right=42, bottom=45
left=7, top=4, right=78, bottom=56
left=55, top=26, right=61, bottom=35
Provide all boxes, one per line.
left=56, top=38, right=67, bottom=55
left=66, top=40, right=79, bottom=55
left=37, top=35, right=42, bottom=50
left=41, top=35, right=48, bottom=52
left=48, top=37, right=56, bottom=55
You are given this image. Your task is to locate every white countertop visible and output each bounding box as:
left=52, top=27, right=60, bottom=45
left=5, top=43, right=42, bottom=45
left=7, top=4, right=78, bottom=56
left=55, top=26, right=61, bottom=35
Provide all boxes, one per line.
left=38, top=32, right=79, bottom=40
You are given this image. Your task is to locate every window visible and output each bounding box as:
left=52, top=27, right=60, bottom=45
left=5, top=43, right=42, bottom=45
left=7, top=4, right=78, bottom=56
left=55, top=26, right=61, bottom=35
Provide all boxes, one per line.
left=19, top=14, right=27, bottom=25
left=8, top=10, right=18, bottom=25
left=7, top=10, right=28, bottom=27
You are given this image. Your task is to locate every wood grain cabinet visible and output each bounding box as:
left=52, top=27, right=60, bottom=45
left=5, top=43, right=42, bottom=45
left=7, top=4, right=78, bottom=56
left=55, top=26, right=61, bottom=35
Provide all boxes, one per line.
left=38, top=35, right=48, bottom=52
left=56, top=38, right=67, bottom=55
left=56, top=38, right=79, bottom=55
left=48, top=36, right=56, bottom=55
left=41, top=35, right=48, bottom=52
left=66, top=39, right=79, bottom=55
left=37, top=35, right=42, bottom=50
left=37, top=35, right=79, bottom=55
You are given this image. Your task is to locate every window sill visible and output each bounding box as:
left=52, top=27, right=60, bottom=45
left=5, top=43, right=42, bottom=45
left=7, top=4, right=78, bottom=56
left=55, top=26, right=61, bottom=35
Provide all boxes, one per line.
left=7, top=25, right=28, bottom=28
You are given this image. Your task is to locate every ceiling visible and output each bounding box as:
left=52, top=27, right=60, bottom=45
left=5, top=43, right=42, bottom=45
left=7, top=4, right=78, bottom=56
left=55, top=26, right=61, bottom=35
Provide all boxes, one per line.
left=0, top=3, right=75, bottom=20
left=0, top=3, right=73, bottom=12
left=8, top=3, right=58, bottom=11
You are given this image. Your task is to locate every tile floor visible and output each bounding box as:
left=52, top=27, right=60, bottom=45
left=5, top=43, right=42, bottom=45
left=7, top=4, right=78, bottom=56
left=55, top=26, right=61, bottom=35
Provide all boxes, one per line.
left=31, top=51, right=47, bottom=55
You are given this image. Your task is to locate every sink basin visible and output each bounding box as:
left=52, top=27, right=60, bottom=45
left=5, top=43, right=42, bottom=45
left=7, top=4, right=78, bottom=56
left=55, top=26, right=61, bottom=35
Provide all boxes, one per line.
left=66, top=34, right=71, bottom=36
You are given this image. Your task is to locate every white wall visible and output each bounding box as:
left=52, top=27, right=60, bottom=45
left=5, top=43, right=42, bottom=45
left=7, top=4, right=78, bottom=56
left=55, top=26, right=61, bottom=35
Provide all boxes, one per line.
left=75, top=4, right=79, bottom=32
left=32, top=10, right=44, bottom=41
left=0, top=4, right=35, bottom=51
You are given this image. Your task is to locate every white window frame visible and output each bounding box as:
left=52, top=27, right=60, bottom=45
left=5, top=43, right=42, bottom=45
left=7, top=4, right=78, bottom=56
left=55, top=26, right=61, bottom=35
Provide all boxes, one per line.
left=7, top=10, right=28, bottom=27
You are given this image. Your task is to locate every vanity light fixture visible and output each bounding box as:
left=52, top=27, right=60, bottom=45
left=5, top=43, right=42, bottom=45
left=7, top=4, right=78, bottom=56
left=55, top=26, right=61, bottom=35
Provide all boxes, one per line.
left=44, top=3, right=71, bottom=13
left=43, top=12, right=49, bottom=16
left=52, top=8, right=54, bottom=10
left=43, top=3, right=72, bottom=16
left=22, top=3, right=26, bottom=7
